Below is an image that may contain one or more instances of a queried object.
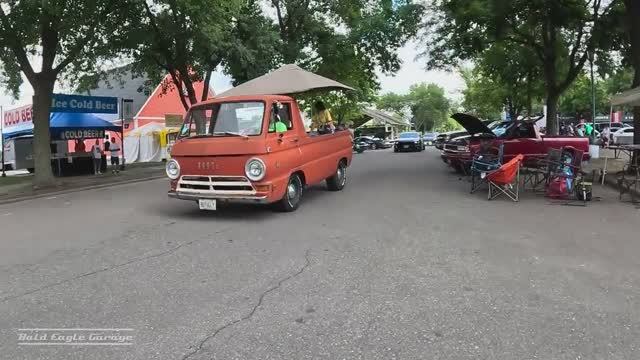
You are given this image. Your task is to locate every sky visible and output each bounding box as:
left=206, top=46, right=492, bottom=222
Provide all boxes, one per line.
left=0, top=41, right=464, bottom=111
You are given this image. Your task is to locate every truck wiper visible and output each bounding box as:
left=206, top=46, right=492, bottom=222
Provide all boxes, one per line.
left=213, top=131, right=249, bottom=138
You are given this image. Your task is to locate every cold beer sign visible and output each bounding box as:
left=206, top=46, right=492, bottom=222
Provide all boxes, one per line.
left=51, top=94, right=118, bottom=114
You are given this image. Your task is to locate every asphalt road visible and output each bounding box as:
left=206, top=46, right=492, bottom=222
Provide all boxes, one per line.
left=1, top=148, right=639, bottom=360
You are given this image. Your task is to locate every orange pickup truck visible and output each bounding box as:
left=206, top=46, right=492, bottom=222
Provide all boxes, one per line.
left=166, top=95, right=353, bottom=211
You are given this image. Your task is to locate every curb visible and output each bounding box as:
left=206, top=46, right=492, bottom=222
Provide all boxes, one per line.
left=0, top=175, right=166, bottom=205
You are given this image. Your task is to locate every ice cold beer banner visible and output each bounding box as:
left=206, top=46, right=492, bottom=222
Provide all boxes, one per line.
left=2, top=94, right=118, bottom=136
left=50, top=94, right=118, bottom=114
left=58, top=129, right=105, bottom=140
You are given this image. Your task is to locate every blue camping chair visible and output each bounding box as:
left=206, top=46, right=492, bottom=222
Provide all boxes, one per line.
left=470, top=142, right=504, bottom=193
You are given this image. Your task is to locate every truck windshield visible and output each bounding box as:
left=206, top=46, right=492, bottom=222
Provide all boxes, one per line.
left=179, top=102, right=265, bottom=138
left=491, top=122, right=515, bottom=138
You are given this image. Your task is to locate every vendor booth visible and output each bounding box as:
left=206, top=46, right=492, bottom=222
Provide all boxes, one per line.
left=1, top=94, right=121, bottom=175
left=123, top=122, right=179, bottom=163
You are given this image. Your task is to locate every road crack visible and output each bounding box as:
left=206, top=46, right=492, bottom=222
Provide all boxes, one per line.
left=0, top=234, right=220, bottom=303
left=181, top=249, right=312, bottom=360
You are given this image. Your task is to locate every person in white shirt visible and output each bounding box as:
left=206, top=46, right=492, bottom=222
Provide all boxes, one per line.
left=91, top=140, right=102, bottom=175
left=109, top=137, right=121, bottom=174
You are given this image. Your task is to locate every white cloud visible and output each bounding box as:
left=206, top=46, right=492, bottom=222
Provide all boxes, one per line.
left=377, top=41, right=464, bottom=100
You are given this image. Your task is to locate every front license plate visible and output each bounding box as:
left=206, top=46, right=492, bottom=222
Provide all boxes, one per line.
left=403, top=145, right=409, bottom=149
left=198, top=199, right=217, bottom=211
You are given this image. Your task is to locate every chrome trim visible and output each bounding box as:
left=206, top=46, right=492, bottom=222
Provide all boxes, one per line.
left=168, top=191, right=269, bottom=204
left=176, top=175, right=257, bottom=196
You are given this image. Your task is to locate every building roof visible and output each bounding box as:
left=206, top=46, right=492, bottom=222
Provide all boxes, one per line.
left=612, top=86, right=640, bottom=107
left=135, top=74, right=214, bottom=122
left=358, top=108, right=410, bottom=128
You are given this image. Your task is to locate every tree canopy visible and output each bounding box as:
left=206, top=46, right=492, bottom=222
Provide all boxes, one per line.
left=424, top=0, right=616, bottom=134
left=376, top=83, right=450, bottom=131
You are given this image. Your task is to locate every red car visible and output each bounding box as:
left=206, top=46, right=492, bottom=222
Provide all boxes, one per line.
left=442, top=113, right=590, bottom=172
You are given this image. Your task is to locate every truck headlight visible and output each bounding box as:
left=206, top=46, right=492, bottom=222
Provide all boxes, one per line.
left=166, top=159, right=180, bottom=179
left=245, top=157, right=266, bottom=181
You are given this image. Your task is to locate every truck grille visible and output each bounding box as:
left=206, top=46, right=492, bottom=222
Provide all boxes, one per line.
left=177, top=176, right=256, bottom=196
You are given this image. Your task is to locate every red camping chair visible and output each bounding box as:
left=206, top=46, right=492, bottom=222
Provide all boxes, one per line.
left=487, top=154, right=524, bottom=202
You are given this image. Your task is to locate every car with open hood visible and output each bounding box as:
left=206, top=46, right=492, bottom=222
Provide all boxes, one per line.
left=442, top=113, right=590, bottom=172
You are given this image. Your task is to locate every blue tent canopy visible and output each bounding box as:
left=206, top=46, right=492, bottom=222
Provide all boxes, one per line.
left=3, top=112, right=120, bottom=140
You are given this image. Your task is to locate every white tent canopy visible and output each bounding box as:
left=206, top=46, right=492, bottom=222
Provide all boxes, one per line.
left=611, top=86, right=640, bottom=106
left=216, top=64, right=354, bottom=98
left=124, top=122, right=165, bottom=163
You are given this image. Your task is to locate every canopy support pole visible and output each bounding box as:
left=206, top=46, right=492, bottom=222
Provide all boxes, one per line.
left=120, top=98, right=126, bottom=171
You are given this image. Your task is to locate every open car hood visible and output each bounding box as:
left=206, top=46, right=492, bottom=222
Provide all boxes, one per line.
left=451, top=113, right=494, bottom=136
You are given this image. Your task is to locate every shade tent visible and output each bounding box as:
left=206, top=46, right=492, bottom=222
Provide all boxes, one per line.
left=124, top=122, right=173, bottom=163
left=3, top=112, right=120, bottom=140
left=215, top=64, right=354, bottom=98
left=611, top=86, right=640, bottom=107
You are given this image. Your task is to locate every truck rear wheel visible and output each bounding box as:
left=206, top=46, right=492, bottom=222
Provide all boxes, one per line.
left=275, top=174, right=303, bottom=212
left=326, top=160, right=347, bottom=191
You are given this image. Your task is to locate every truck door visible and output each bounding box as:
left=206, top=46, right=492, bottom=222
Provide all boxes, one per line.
left=502, top=122, right=542, bottom=163
left=265, top=101, right=303, bottom=171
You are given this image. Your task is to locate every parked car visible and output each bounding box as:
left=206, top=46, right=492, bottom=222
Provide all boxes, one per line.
left=612, top=127, right=635, bottom=145
left=434, top=130, right=467, bottom=150
left=353, top=138, right=370, bottom=152
left=168, top=94, right=353, bottom=212
left=383, top=138, right=396, bottom=148
left=594, top=122, right=631, bottom=133
left=423, top=132, right=439, bottom=146
left=394, top=131, right=424, bottom=152
left=355, top=136, right=388, bottom=150
left=442, top=113, right=590, bottom=173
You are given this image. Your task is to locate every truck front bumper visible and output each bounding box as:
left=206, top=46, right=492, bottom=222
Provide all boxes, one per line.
left=168, top=191, right=270, bottom=204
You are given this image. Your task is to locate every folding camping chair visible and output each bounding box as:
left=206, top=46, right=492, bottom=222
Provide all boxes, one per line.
left=521, top=148, right=562, bottom=191
left=470, top=142, right=504, bottom=193
left=487, top=154, right=524, bottom=202
left=545, top=146, right=592, bottom=205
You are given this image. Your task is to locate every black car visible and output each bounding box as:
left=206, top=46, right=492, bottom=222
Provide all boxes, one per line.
left=394, top=132, right=424, bottom=152
left=434, top=130, right=467, bottom=150
left=354, top=136, right=388, bottom=150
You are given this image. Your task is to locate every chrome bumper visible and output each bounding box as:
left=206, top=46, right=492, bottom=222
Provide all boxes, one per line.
left=168, top=191, right=269, bottom=204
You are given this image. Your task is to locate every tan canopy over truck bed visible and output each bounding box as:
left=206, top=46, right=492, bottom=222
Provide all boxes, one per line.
left=215, top=64, right=354, bottom=98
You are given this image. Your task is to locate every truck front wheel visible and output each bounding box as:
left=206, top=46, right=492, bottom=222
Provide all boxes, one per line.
left=326, top=160, right=347, bottom=191
left=275, top=174, right=303, bottom=212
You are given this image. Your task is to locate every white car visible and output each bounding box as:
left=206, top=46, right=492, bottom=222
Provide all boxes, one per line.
left=612, top=127, right=635, bottom=145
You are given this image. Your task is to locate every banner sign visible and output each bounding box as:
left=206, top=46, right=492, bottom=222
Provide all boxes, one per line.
left=58, top=129, right=105, bottom=140
left=2, top=105, right=33, bottom=133
left=51, top=94, right=118, bottom=114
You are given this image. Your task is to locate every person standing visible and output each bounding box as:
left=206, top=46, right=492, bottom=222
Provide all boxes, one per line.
left=91, top=140, right=102, bottom=175
left=109, top=137, right=121, bottom=174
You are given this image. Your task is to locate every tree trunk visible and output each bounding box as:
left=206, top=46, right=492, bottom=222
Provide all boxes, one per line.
left=201, top=70, right=212, bottom=101
left=31, top=75, right=56, bottom=188
left=546, top=92, right=560, bottom=135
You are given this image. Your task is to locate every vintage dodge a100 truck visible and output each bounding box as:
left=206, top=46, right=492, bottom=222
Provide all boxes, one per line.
left=442, top=113, right=590, bottom=172
left=166, top=95, right=353, bottom=212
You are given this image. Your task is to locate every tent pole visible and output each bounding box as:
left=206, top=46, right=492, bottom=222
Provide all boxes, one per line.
left=1, top=105, right=5, bottom=177
left=120, top=98, right=126, bottom=171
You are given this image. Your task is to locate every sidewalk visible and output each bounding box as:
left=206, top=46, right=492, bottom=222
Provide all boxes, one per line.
left=583, top=148, right=638, bottom=199
left=0, top=162, right=166, bottom=204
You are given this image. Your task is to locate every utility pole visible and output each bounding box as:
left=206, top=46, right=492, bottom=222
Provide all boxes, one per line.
left=590, top=51, right=597, bottom=143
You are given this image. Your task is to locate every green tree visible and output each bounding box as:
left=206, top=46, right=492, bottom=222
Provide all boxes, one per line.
left=135, top=0, right=245, bottom=110
left=0, top=0, right=140, bottom=186
left=460, top=68, right=504, bottom=120
left=377, top=92, right=409, bottom=114
left=558, top=72, right=608, bottom=118
left=425, top=0, right=615, bottom=134
left=407, top=83, right=450, bottom=131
